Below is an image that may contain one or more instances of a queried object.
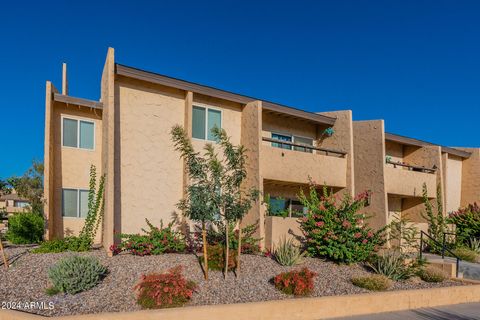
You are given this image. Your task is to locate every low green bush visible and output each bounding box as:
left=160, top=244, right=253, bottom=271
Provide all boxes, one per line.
left=452, top=247, right=479, bottom=263
left=45, top=286, right=60, bottom=296
left=6, top=212, right=44, bottom=244
left=417, top=266, right=448, bottom=283
left=200, top=244, right=237, bottom=271
left=273, top=236, right=305, bottom=266
left=367, top=250, right=418, bottom=281
left=32, top=236, right=91, bottom=253
left=351, top=274, right=392, bottom=291
left=48, top=256, right=107, bottom=294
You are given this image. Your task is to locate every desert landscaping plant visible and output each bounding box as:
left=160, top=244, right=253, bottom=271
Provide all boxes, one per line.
left=118, top=219, right=186, bottom=255
left=417, top=265, right=448, bottom=283
left=273, top=236, right=305, bottom=266
left=201, top=243, right=237, bottom=271
left=351, top=274, right=392, bottom=291
left=6, top=212, right=44, bottom=244
left=299, top=186, right=384, bottom=264
left=171, top=125, right=258, bottom=279
left=273, top=268, right=316, bottom=296
left=367, top=250, right=418, bottom=281
left=448, top=203, right=480, bottom=246
left=467, top=237, right=480, bottom=254
left=452, top=247, right=479, bottom=263
left=421, top=183, right=448, bottom=252
left=48, top=255, right=107, bottom=294
left=135, top=266, right=196, bottom=309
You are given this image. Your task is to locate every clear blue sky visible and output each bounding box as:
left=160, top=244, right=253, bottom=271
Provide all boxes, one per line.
left=1, top=0, right=479, bottom=178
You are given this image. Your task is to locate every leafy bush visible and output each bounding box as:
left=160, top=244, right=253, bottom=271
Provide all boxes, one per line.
left=135, top=266, right=196, bottom=309
left=273, top=236, right=305, bottom=266
left=417, top=266, right=448, bottom=283
left=48, top=256, right=107, bottom=294
left=198, top=221, right=261, bottom=254
left=351, top=274, right=392, bottom=291
left=32, top=236, right=91, bottom=253
left=449, top=203, right=480, bottom=245
left=119, top=219, right=186, bottom=256
left=367, top=250, right=419, bottom=281
left=201, top=244, right=237, bottom=271
left=452, top=247, right=479, bottom=263
left=299, top=186, right=385, bottom=264
left=273, top=268, right=316, bottom=296
left=6, top=212, right=44, bottom=244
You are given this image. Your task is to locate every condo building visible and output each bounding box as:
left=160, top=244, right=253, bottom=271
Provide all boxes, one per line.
left=43, top=48, right=480, bottom=251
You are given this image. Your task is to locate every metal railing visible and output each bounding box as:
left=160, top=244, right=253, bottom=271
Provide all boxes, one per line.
left=419, top=230, right=460, bottom=278
left=263, top=137, right=347, bottom=158
left=386, top=159, right=436, bottom=174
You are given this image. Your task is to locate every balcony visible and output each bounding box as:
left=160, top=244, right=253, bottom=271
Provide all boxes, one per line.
left=260, top=137, right=347, bottom=187
left=384, top=160, right=437, bottom=198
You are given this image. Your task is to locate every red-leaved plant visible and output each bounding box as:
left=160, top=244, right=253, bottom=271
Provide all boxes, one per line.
left=273, top=268, right=316, bottom=296
left=134, top=266, right=197, bottom=309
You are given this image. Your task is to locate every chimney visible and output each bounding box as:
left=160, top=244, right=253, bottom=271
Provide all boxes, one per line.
left=62, top=62, right=68, bottom=95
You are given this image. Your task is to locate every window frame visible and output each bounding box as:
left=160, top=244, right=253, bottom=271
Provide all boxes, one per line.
left=271, top=132, right=293, bottom=150
left=191, top=103, right=223, bottom=142
left=62, top=188, right=90, bottom=218
left=61, top=116, right=96, bottom=151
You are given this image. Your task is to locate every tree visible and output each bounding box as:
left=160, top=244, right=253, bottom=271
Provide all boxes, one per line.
left=8, top=160, right=44, bottom=214
left=171, top=125, right=258, bottom=280
left=421, top=183, right=446, bottom=252
left=0, top=180, right=11, bottom=195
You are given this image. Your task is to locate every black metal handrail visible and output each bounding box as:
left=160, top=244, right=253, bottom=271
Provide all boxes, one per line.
left=441, top=232, right=457, bottom=259
left=419, top=231, right=460, bottom=278
left=386, top=159, right=436, bottom=174
left=263, top=137, right=347, bottom=158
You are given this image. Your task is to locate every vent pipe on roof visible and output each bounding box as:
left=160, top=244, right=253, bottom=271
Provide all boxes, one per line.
left=62, top=62, right=68, bottom=95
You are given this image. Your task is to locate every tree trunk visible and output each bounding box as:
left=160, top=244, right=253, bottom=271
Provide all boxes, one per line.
left=202, top=222, right=208, bottom=281
left=0, top=239, right=8, bottom=269
left=236, top=220, right=242, bottom=277
left=224, top=221, right=229, bottom=279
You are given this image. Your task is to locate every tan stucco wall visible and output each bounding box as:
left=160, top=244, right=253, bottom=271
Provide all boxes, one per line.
left=262, top=111, right=319, bottom=142
left=318, top=110, right=355, bottom=197
left=50, top=102, right=103, bottom=242
left=445, top=155, right=463, bottom=213
left=459, top=148, right=480, bottom=207
left=385, top=141, right=404, bottom=163
left=265, top=216, right=302, bottom=250
left=116, top=77, right=186, bottom=234
left=384, top=166, right=436, bottom=198
left=352, top=120, right=388, bottom=229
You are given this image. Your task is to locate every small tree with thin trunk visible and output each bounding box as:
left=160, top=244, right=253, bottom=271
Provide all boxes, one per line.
left=171, top=125, right=257, bottom=279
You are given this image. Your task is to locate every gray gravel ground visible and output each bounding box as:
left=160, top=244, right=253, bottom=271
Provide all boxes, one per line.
left=0, top=245, right=469, bottom=317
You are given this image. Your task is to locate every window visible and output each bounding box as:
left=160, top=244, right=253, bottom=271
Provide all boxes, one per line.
left=293, top=136, right=314, bottom=153
left=271, top=133, right=292, bottom=150
left=62, top=189, right=89, bottom=218
left=62, top=118, right=94, bottom=150
left=14, top=201, right=29, bottom=208
left=268, top=197, right=307, bottom=217
left=192, top=106, right=222, bottom=141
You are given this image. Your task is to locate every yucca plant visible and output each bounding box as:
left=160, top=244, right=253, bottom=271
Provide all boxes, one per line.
left=367, top=250, right=417, bottom=281
left=468, top=238, right=480, bottom=254
left=273, top=236, right=305, bottom=266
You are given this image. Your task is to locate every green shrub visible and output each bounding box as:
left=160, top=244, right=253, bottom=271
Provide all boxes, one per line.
left=200, top=244, right=237, bottom=271
left=273, top=236, right=305, bottom=266
left=200, top=221, right=261, bottom=254
left=368, top=250, right=418, bottom=280
left=452, top=247, right=479, bottom=263
left=135, top=266, right=196, bottom=309
left=351, top=274, right=392, bottom=291
left=468, top=238, right=480, bottom=254
left=32, top=236, right=91, bottom=253
left=273, top=268, right=316, bottom=296
left=448, top=203, right=480, bottom=245
left=45, top=286, right=60, bottom=296
left=48, top=256, right=107, bottom=294
left=417, top=266, right=448, bottom=283
left=119, top=219, right=186, bottom=255
left=299, top=186, right=385, bottom=264
left=6, top=212, right=44, bottom=244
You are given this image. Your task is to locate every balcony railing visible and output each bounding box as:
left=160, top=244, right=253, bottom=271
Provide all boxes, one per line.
left=386, top=159, right=436, bottom=174
left=262, top=137, right=347, bottom=158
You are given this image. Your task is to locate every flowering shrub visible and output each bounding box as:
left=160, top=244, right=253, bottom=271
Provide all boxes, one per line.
left=299, top=186, right=385, bottom=264
left=273, top=268, right=316, bottom=296
left=118, top=219, right=186, bottom=256
left=135, top=266, right=196, bottom=309
left=109, top=244, right=122, bottom=256
left=449, top=203, right=480, bottom=245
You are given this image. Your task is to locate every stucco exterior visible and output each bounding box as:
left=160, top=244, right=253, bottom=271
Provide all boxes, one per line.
left=43, top=48, right=480, bottom=252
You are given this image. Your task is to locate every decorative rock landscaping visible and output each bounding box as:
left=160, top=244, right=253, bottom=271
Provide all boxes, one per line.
left=0, top=246, right=469, bottom=317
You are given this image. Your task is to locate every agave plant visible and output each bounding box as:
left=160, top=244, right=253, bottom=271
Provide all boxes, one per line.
left=273, top=236, right=305, bottom=266
left=367, top=250, right=417, bottom=281
left=468, top=238, right=480, bottom=254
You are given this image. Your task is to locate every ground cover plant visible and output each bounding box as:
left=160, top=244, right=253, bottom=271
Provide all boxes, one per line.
left=299, top=186, right=384, bottom=264
left=48, top=255, right=107, bottom=294
left=6, top=212, right=44, bottom=244
left=134, top=266, right=196, bottom=309
left=351, top=274, right=392, bottom=291
left=452, top=247, right=479, bottom=263
left=273, top=268, right=316, bottom=296
left=417, top=265, right=448, bottom=283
